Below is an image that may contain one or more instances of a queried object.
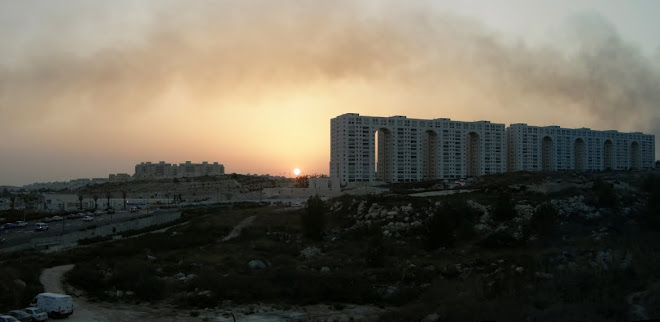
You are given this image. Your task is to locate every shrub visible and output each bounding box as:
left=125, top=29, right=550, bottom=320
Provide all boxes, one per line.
left=365, top=234, right=385, bottom=267
left=492, top=193, right=516, bottom=221
left=424, top=199, right=476, bottom=249
left=530, top=202, right=559, bottom=238
left=593, top=178, right=617, bottom=209
left=301, top=195, right=326, bottom=240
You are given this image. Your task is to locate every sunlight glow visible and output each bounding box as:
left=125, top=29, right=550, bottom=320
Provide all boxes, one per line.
left=293, top=168, right=301, bottom=176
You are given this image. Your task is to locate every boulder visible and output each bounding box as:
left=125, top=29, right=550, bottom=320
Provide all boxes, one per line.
left=248, top=259, right=267, bottom=270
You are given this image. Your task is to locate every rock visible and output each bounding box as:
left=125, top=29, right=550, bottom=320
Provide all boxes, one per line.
left=248, top=259, right=267, bottom=270
left=620, top=253, right=633, bottom=270
left=321, top=266, right=330, bottom=273
left=13, top=279, right=26, bottom=289
left=515, top=267, right=525, bottom=274
left=147, top=255, right=156, bottom=261
left=421, top=313, right=441, bottom=322
left=535, top=272, right=553, bottom=280
left=474, top=223, right=491, bottom=233
left=197, top=290, right=212, bottom=297
left=173, top=272, right=186, bottom=280
left=383, top=230, right=391, bottom=238
left=300, top=246, right=322, bottom=259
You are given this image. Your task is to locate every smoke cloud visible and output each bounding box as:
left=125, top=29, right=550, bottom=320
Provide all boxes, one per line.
left=0, top=1, right=658, bottom=184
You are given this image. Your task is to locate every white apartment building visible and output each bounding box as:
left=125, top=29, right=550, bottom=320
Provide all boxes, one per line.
left=331, top=113, right=507, bottom=185
left=134, top=161, right=225, bottom=179
left=507, top=123, right=655, bottom=172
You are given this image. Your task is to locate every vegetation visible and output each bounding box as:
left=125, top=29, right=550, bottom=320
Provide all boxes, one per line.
left=2, top=171, right=660, bottom=321
left=300, top=195, right=326, bottom=240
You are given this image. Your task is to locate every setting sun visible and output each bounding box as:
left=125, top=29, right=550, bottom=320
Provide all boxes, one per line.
left=293, top=168, right=301, bottom=176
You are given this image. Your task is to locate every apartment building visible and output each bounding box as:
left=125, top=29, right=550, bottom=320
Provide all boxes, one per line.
left=331, top=113, right=656, bottom=186
left=134, top=161, right=225, bottom=179
left=330, top=113, right=507, bottom=185
left=507, top=124, right=655, bottom=172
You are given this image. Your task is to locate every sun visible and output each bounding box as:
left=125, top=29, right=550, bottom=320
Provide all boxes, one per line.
left=293, top=168, right=301, bottom=176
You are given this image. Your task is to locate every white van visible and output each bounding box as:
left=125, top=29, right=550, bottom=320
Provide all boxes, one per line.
left=30, top=292, right=73, bottom=318
left=34, top=223, right=49, bottom=231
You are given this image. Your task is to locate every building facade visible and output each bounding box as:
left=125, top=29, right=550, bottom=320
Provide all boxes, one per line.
left=331, top=113, right=656, bottom=186
left=331, top=113, right=507, bottom=185
left=134, top=161, right=225, bottom=179
left=507, top=123, right=655, bottom=172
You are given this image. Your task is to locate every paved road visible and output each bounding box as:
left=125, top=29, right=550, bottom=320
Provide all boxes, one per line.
left=0, top=210, right=157, bottom=246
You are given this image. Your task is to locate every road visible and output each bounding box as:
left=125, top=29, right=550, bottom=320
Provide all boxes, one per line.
left=0, top=210, right=156, bottom=246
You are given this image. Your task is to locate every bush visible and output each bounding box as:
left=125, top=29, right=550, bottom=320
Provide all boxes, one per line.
left=365, top=234, right=385, bottom=267
left=593, top=178, right=617, bottom=209
left=301, top=195, right=326, bottom=240
left=493, top=193, right=516, bottom=221
left=530, top=202, right=560, bottom=239
left=424, top=199, right=477, bottom=249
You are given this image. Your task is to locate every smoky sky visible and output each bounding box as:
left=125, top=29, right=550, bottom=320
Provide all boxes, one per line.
left=0, top=1, right=659, bottom=184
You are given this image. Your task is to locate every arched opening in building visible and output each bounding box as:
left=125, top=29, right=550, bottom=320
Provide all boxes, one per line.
left=631, top=141, right=640, bottom=170
left=604, top=140, right=613, bottom=170
left=375, top=128, right=393, bottom=182
left=542, top=136, right=554, bottom=172
left=422, top=130, right=438, bottom=180
left=467, top=132, right=481, bottom=177
left=574, top=138, right=585, bottom=171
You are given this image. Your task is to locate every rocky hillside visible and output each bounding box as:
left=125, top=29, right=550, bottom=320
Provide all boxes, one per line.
left=2, top=170, right=659, bottom=321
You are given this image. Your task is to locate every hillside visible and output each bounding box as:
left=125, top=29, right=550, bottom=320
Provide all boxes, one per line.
left=2, top=170, right=660, bottom=321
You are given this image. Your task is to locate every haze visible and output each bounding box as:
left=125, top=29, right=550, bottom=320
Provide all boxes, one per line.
left=1, top=0, right=659, bottom=186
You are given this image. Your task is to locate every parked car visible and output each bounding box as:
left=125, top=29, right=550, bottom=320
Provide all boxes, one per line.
left=3, top=223, right=19, bottom=229
left=0, top=315, right=18, bottom=322
left=23, top=307, right=48, bottom=322
left=34, top=223, right=48, bottom=231
left=106, top=208, right=115, bottom=214
left=130, top=206, right=140, bottom=213
left=6, top=310, right=31, bottom=322
left=82, top=215, right=94, bottom=222
left=51, top=216, right=63, bottom=222
left=41, top=217, right=53, bottom=223
left=94, top=210, right=104, bottom=216
left=15, top=221, right=27, bottom=227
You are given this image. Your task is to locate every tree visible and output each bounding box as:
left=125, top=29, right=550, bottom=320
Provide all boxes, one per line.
left=9, top=194, right=16, bottom=210
left=93, top=195, right=99, bottom=210
left=105, top=192, right=112, bottom=209
left=78, top=193, right=84, bottom=210
left=301, top=195, right=326, bottom=240
left=121, top=191, right=127, bottom=210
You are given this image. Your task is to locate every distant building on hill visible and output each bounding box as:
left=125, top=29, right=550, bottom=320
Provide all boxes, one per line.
left=134, top=161, right=225, bottom=180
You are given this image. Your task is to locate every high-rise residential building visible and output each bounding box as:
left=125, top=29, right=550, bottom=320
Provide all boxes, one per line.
left=331, top=113, right=656, bottom=186
left=330, top=113, right=507, bottom=185
left=507, top=124, right=655, bottom=172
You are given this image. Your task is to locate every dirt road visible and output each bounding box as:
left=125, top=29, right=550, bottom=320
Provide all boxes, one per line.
left=40, top=265, right=203, bottom=322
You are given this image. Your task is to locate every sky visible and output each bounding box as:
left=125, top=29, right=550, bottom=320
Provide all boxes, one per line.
left=1, top=0, right=660, bottom=186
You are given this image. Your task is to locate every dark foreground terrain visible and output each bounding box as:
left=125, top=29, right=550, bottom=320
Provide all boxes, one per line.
left=2, top=170, right=660, bottom=321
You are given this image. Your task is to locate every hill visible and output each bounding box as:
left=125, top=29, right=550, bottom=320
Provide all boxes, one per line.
left=2, top=170, right=660, bottom=321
